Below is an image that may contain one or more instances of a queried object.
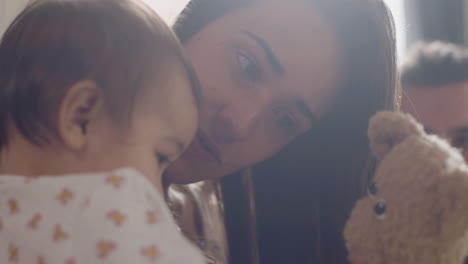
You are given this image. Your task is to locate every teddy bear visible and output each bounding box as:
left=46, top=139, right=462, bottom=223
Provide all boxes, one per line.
left=344, top=111, right=468, bottom=264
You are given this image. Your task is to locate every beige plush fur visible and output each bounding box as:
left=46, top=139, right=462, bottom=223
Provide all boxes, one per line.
left=344, top=111, right=468, bottom=264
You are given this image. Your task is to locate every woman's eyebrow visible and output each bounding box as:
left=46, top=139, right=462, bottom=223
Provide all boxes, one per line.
left=243, top=31, right=285, bottom=76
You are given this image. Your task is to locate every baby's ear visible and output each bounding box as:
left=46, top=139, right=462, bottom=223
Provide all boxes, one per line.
left=368, top=111, right=425, bottom=159
left=57, top=80, right=103, bottom=151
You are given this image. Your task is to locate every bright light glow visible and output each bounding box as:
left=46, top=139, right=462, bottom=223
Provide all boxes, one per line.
left=3, top=0, right=407, bottom=58
left=147, top=0, right=407, bottom=58
left=0, top=0, right=29, bottom=36
left=384, top=0, right=406, bottom=59
left=142, top=0, right=189, bottom=24
left=1, top=0, right=189, bottom=36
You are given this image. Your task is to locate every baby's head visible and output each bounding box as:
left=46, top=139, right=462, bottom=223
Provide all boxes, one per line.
left=0, top=0, right=200, bottom=190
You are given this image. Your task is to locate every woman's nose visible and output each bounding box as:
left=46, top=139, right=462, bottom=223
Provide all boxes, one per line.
left=212, top=97, right=265, bottom=143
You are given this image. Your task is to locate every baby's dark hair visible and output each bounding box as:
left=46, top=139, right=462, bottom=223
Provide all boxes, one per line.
left=0, top=0, right=200, bottom=150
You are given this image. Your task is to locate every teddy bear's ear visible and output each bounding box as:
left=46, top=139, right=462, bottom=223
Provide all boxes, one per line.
left=368, top=111, right=425, bottom=159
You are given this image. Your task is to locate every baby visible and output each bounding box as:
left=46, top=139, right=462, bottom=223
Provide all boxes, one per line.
left=0, top=0, right=204, bottom=263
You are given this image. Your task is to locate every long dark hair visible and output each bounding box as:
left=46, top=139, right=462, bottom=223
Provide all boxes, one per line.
left=174, top=0, right=398, bottom=263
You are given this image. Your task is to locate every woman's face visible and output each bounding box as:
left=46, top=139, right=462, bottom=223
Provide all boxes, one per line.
left=166, top=0, right=341, bottom=183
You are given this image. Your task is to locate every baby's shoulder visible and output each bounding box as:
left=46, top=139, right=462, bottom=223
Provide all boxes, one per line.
left=84, top=168, right=171, bottom=217
left=0, top=169, right=206, bottom=264
left=0, top=168, right=166, bottom=216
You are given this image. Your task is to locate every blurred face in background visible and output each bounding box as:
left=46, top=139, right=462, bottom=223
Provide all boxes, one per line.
left=403, top=81, right=468, bottom=162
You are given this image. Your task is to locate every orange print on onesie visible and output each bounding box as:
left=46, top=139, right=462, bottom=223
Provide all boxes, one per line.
left=53, top=224, right=69, bottom=242
left=141, top=245, right=159, bottom=262
left=56, top=188, right=74, bottom=206
left=146, top=211, right=158, bottom=225
left=9, top=243, right=18, bottom=263
left=106, top=175, right=124, bottom=189
left=107, top=210, right=126, bottom=226
left=9, top=199, right=19, bottom=214
left=97, top=241, right=116, bottom=259
left=28, top=213, right=42, bottom=230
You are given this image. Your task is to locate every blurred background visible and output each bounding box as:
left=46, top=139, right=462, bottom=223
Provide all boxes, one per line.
left=1, top=0, right=468, bottom=60
left=1, top=1, right=467, bottom=263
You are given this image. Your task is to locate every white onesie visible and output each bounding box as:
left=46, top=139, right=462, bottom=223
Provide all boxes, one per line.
left=0, top=168, right=205, bottom=264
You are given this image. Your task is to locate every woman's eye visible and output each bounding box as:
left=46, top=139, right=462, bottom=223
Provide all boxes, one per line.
left=273, top=109, right=298, bottom=135
left=237, top=52, right=261, bottom=82
left=155, top=153, right=170, bottom=166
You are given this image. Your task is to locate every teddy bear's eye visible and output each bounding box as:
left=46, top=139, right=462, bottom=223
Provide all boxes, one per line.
left=367, top=180, right=378, bottom=197
left=374, top=199, right=386, bottom=220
